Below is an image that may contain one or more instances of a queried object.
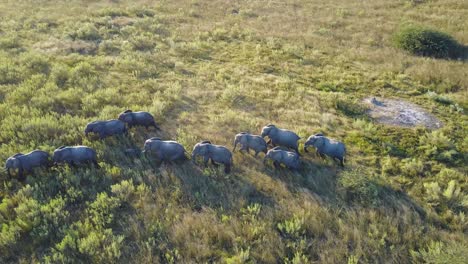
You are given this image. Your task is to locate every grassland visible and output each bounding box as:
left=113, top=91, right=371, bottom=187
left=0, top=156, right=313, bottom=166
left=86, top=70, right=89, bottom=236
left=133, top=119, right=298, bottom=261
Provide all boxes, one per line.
left=0, top=0, right=467, bottom=263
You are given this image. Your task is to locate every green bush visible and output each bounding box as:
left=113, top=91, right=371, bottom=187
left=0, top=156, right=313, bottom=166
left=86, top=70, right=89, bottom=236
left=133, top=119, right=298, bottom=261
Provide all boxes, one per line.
left=393, top=25, right=462, bottom=58
left=411, top=241, right=468, bottom=264
left=69, top=24, right=102, bottom=42
left=338, top=168, right=383, bottom=207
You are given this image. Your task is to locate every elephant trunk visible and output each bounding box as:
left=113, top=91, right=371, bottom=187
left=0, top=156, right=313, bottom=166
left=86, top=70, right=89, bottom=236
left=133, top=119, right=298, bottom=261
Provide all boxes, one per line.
left=233, top=140, right=238, bottom=152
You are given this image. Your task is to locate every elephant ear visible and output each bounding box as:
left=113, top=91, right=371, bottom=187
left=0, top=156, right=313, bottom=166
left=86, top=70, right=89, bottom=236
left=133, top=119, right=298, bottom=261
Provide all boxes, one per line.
left=317, top=137, right=326, bottom=148
left=123, top=109, right=132, bottom=113
left=14, top=157, right=23, bottom=168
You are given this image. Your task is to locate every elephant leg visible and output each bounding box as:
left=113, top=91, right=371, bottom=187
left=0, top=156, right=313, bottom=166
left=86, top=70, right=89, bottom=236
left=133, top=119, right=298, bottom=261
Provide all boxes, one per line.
left=239, top=146, right=246, bottom=154
left=211, top=159, right=219, bottom=167
left=273, top=161, right=281, bottom=169
left=152, top=122, right=160, bottom=130
left=224, top=164, right=231, bottom=173
left=18, top=167, right=24, bottom=181
left=203, top=156, right=209, bottom=167
left=339, top=157, right=345, bottom=167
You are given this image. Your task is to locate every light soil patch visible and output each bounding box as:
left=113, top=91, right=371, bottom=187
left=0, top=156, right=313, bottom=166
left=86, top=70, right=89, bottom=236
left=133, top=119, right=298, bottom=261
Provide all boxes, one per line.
left=33, top=38, right=98, bottom=55
left=364, top=97, right=442, bottom=129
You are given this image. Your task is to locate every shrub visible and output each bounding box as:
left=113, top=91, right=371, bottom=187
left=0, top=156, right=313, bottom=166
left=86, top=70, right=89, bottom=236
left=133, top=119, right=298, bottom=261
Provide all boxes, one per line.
left=338, top=168, right=383, bottom=206
left=0, top=36, right=21, bottom=50
left=393, top=25, right=462, bottom=58
left=69, top=24, right=102, bottom=42
left=411, top=241, right=468, bottom=263
left=0, top=59, right=23, bottom=85
left=128, top=35, right=156, bottom=52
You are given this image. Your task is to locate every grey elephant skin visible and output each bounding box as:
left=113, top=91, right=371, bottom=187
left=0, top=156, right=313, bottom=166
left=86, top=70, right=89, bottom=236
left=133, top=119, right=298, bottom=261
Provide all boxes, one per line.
left=261, top=124, right=301, bottom=155
left=233, top=132, right=268, bottom=156
left=192, top=141, right=233, bottom=173
left=143, top=137, right=187, bottom=162
left=304, top=134, right=346, bottom=166
left=5, top=150, right=50, bottom=180
left=53, top=146, right=99, bottom=167
left=85, top=119, right=127, bottom=139
left=118, top=110, right=160, bottom=130
left=264, top=147, right=301, bottom=170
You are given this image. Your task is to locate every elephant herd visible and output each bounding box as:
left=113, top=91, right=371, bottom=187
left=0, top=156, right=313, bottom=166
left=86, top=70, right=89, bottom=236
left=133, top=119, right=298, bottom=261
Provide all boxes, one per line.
left=4, top=110, right=347, bottom=180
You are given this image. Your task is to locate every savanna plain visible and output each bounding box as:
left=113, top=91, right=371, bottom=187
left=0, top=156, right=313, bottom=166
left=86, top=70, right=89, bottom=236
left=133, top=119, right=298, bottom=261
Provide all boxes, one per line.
left=0, top=0, right=467, bottom=263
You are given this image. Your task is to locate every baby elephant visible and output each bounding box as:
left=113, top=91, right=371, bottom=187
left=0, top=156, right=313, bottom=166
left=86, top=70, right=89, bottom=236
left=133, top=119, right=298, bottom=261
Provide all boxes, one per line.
left=5, top=150, right=50, bottom=180
left=264, top=147, right=301, bottom=170
left=143, top=137, right=187, bottom=163
left=233, top=132, right=268, bottom=156
left=118, top=110, right=160, bottom=130
left=53, top=146, right=99, bottom=167
left=192, top=141, right=233, bottom=173
left=85, top=119, right=127, bottom=139
left=304, top=134, right=346, bottom=166
left=261, top=124, right=301, bottom=155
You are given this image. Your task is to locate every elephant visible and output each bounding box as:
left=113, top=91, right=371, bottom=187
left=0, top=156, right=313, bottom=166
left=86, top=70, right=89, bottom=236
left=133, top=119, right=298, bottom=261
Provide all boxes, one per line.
left=53, top=146, right=99, bottom=167
left=260, top=124, right=301, bottom=155
left=264, top=147, right=301, bottom=170
left=118, top=110, right=160, bottom=130
left=304, top=134, right=346, bottom=166
left=192, top=141, right=233, bottom=173
left=233, top=132, right=268, bottom=156
left=143, top=137, right=187, bottom=163
left=5, top=150, right=50, bottom=180
left=85, top=119, right=127, bottom=139
left=124, top=148, right=143, bottom=158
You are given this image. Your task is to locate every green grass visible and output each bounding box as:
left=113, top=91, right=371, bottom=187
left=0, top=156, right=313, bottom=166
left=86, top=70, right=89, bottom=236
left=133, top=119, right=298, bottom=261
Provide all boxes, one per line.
left=0, top=0, right=467, bottom=263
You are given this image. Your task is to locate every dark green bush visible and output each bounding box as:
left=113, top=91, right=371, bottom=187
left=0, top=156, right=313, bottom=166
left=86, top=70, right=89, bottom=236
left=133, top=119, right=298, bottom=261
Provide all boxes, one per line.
left=393, top=25, right=462, bottom=58
left=338, top=168, right=383, bottom=207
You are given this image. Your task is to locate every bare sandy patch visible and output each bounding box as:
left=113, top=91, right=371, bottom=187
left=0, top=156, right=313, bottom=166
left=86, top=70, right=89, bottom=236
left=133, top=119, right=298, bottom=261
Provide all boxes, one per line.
left=364, top=97, right=442, bottom=129
left=33, top=38, right=97, bottom=55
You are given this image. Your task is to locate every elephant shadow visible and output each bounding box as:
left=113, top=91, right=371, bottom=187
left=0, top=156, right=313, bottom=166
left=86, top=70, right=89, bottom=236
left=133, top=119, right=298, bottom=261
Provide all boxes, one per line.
left=263, top=158, right=427, bottom=219
left=159, top=162, right=276, bottom=212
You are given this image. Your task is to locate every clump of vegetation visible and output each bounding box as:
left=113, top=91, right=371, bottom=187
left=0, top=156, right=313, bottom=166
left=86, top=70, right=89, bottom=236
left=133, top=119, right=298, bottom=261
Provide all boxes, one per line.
left=393, top=25, right=462, bottom=58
